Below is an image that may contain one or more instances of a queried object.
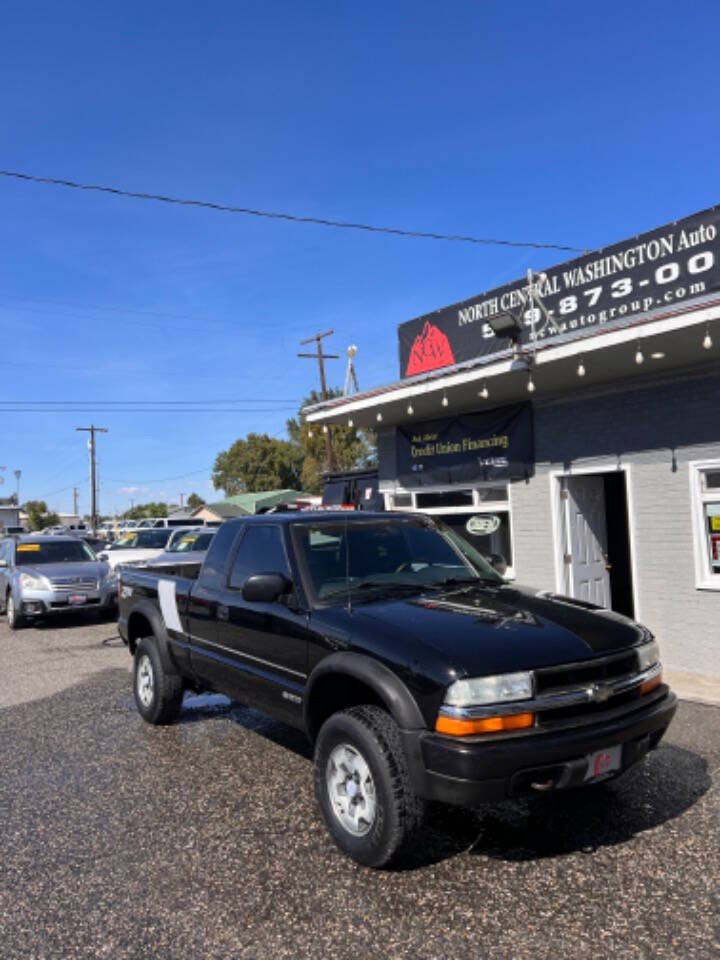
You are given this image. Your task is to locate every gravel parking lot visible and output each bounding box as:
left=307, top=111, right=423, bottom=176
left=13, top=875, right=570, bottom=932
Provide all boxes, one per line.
left=0, top=617, right=718, bottom=960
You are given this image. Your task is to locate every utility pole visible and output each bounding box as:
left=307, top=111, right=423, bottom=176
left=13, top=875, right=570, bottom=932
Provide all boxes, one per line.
left=179, top=492, right=185, bottom=510
left=76, top=425, right=108, bottom=535
left=298, top=329, right=338, bottom=473
left=13, top=469, right=21, bottom=506
left=73, top=487, right=79, bottom=518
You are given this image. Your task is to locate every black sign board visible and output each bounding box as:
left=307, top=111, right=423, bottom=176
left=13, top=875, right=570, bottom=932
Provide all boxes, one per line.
left=396, top=402, right=534, bottom=486
left=398, top=205, right=720, bottom=377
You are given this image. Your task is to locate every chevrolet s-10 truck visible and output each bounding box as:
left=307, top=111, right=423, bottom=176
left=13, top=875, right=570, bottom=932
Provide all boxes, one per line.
left=118, top=512, right=676, bottom=867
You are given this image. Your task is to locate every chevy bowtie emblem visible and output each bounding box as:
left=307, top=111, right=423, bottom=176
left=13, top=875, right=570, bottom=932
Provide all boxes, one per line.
left=588, top=683, right=611, bottom=703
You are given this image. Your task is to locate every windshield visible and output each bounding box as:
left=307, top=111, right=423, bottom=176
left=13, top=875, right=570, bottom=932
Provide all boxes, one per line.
left=292, top=518, right=501, bottom=601
left=15, top=540, right=97, bottom=565
left=169, top=532, right=215, bottom=553
left=109, top=529, right=171, bottom=550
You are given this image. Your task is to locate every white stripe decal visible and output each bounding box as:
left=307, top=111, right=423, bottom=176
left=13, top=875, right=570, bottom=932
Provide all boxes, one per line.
left=158, top=579, right=183, bottom=633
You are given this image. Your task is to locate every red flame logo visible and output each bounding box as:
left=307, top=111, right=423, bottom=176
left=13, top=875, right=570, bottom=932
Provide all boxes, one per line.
left=405, top=321, right=455, bottom=376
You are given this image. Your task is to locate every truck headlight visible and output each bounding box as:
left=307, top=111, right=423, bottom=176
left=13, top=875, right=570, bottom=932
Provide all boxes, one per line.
left=636, top=639, right=660, bottom=673
left=443, top=671, right=534, bottom=708
left=19, top=572, right=49, bottom=590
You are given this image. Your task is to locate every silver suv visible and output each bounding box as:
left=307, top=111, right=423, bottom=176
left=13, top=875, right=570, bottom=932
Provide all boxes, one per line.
left=0, top=535, right=116, bottom=630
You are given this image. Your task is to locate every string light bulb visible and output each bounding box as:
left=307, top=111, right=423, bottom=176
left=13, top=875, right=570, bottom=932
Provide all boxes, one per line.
left=703, top=325, right=713, bottom=350
left=635, top=341, right=644, bottom=365
left=479, top=382, right=489, bottom=399
left=307, top=427, right=313, bottom=438
left=322, top=424, right=328, bottom=434
left=348, top=418, right=354, bottom=428
left=441, top=392, right=449, bottom=407
left=407, top=403, right=414, bottom=416
left=577, top=358, right=586, bottom=377
left=376, top=411, right=383, bottom=422
left=527, top=373, right=536, bottom=393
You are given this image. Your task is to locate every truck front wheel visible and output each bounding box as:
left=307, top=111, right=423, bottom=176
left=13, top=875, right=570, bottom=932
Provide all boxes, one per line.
left=314, top=705, right=426, bottom=868
left=133, top=636, right=183, bottom=725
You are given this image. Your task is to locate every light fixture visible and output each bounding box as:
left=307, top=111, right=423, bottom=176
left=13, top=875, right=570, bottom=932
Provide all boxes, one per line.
left=348, top=418, right=354, bottom=428
left=635, top=341, right=644, bottom=364
left=307, top=427, right=313, bottom=438
left=527, top=373, right=536, bottom=393
left=487, top=311, right=522, bottom=341
left=441, top=392, right=449, bottom=407
left=703, top=324, right=713, bottom=350
left=650, top=352, right=665, bottom=360
left=478, top=381, right=489, bottom=400
left=322, top=424, right=328, bottom=434
left=577, top=358, right=586, bottom=377
left=376, top=411, right=383, bottom=422
left=407, top=403, right=414, bottom=416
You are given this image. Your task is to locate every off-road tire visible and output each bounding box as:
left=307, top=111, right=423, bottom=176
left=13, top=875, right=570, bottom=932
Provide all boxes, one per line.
left=6, top=593, right=25, bottom=631
left=314, top=705, right=426, bottom=868
left=133, top=636, right=183, bottom=725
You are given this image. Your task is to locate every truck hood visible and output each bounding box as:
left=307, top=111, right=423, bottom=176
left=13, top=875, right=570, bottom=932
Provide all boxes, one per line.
left=348, top=582, right=647, bottom=677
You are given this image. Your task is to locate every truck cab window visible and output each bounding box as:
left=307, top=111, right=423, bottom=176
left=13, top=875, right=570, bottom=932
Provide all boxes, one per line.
left=228, top=525, right=290, bottom=590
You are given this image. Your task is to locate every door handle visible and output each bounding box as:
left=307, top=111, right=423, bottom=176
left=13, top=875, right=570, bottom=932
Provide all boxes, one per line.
left=217, top=604, right=229, bottom=622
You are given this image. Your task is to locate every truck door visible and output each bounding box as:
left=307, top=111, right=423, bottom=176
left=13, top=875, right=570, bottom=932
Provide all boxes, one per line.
left=213, top=523, right=308, bottom=724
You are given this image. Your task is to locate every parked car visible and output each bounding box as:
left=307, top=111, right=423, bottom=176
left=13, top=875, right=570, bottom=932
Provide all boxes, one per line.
left=99, top=528, right=172, bottom=569
left=0, top=535, right=116, bottom=629
left=118, top=512, right=676, bottom=868
left=144, top=527, right=216, bottom=568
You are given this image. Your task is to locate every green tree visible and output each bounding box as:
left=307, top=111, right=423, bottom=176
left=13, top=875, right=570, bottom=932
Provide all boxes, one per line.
left=186, top=492, right=206, bottom=511
left=123, top=502, right=170, bottom=520
left=23, top=500, right=61, bottom=531
left=286, top=389, right=377, bottom=494
left=212, top=433, right=303, bottom=496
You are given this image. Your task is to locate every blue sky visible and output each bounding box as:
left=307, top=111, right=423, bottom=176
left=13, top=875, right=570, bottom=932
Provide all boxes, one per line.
left=2, top=0, right=719, bottom=515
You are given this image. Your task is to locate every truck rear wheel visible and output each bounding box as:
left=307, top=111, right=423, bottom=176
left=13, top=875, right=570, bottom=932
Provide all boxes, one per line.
left=314, top=705, right=426, bottom=868
left=133, top=636, right=183, bottom=725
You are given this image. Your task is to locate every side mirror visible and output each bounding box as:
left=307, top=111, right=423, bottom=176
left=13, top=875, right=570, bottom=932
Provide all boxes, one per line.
left=242, top=572, right=292, bottom=603
left=488, top=553, right=507, bottom=577
left=98, top=553, right=109, bottom=562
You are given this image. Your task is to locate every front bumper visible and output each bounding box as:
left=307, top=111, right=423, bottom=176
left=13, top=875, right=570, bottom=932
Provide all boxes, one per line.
left=19, top=586, right=116, bottom=617
left=402, top=687, right=677, bottom=806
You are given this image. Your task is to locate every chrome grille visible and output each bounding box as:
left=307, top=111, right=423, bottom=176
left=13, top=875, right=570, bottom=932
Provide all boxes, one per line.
left=49, top=578, right=98, bottom=593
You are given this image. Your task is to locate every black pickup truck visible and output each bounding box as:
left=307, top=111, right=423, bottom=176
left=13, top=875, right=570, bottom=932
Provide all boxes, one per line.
left=118, top=512, right=676, bottom=867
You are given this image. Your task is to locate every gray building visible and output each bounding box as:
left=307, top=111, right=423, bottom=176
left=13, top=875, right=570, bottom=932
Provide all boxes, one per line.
left=306, top=207, right=720, bottom=702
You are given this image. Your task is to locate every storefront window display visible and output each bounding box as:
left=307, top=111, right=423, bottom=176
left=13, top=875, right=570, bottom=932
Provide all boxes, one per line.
left=691, top=463, right=720, bottom=588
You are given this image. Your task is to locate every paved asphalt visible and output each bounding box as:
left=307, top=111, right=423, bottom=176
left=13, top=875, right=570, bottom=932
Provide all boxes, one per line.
left=0, top=617, right=718, bottom=960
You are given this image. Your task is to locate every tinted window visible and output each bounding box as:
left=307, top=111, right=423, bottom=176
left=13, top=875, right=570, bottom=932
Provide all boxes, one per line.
left=14, top=540, right=96, bottom=565
left=229, top=525, right=289, bottom=589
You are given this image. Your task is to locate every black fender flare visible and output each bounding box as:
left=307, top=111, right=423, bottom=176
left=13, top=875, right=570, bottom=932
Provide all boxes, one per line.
left=303, top=651, right=426, bottom=734
left=125, top=598, right=180, bottom=676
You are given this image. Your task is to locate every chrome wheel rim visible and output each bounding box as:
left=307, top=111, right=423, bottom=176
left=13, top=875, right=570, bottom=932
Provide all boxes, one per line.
left=326, top=743, right=377, bottom=837
left=136, top=654, right=154, bottom=708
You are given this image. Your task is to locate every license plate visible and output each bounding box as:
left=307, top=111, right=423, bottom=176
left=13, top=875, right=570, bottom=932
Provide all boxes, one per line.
left=584, top=744, right=622, bottom=782
left=68, top=594, right=88, bottom=605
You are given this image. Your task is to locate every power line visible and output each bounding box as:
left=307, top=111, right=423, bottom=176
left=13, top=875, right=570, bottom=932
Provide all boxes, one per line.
left=0, top=168, right=585, bottom=252
left=103, top=466, right=213, bottom=485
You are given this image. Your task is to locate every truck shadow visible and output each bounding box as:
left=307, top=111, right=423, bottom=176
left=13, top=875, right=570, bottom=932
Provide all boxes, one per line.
left=408, top=744, right=710, bottom=867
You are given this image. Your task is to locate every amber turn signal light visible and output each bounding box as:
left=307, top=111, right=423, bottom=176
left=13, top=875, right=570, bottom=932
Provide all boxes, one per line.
left=639, top=672, right=662, bottom=696
left=435, top=712, right=535, bottom=736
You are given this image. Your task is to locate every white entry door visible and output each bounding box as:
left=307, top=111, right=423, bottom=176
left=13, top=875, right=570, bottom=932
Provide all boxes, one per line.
left=565, top=475, right=611, bottom=608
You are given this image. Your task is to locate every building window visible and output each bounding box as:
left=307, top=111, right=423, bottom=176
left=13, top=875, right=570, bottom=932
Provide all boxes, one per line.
left=385, top=484, right=514, bottom=576
left=690, top=462, right=720, bottom=589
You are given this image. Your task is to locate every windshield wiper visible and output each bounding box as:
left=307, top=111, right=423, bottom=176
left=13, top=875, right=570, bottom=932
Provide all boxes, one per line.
left=430, top=576, right=500, bottom=588
left=322, top=580, right=424, bottom=599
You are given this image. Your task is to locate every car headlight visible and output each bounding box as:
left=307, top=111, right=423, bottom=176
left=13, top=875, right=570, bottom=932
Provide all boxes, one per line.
left=443, top=671, right=534, bottom=707
left=19, top=572, right=49, bottom=590
left=636, top=639, right=660, bottom=672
